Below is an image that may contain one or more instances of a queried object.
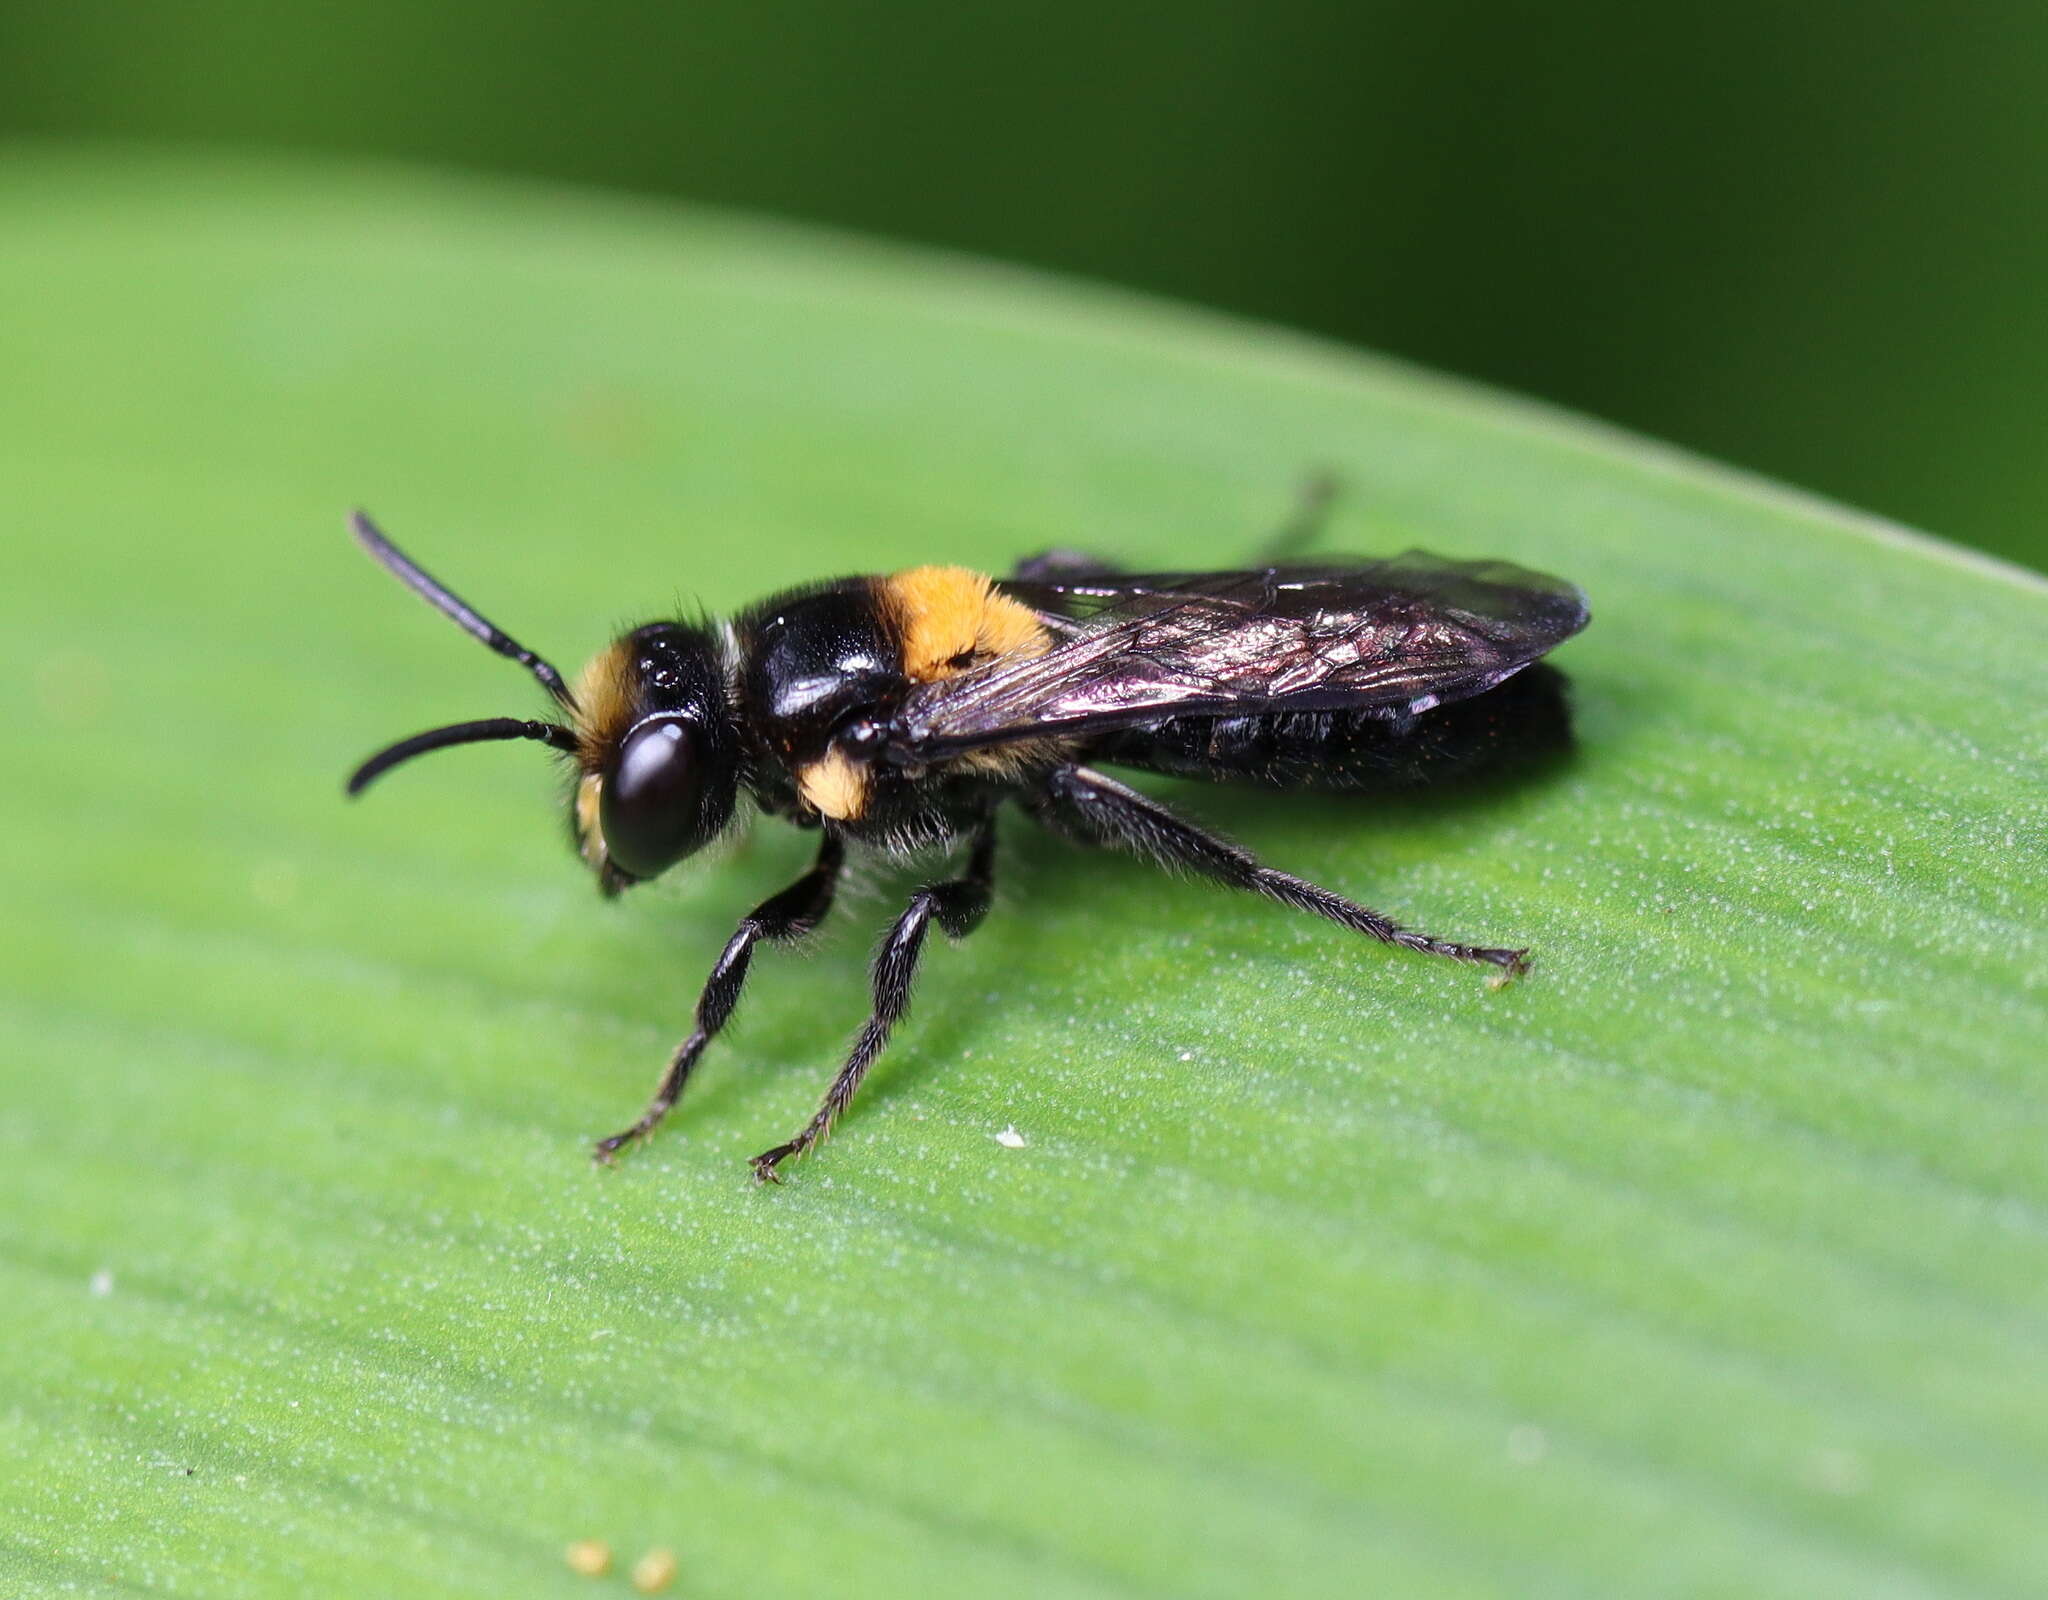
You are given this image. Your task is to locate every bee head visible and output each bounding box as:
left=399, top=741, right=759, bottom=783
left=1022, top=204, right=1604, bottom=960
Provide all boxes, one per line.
left=343, top=512, right=740, bottom=895
left=567, top=622, right=740, bottom=894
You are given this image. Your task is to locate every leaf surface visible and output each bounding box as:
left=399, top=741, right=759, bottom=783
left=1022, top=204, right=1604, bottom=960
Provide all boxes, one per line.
left=1, top=152, right=2043, bottom=1599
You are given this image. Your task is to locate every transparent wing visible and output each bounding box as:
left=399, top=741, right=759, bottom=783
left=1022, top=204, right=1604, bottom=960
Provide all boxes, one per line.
left=888, top=551, right=1590, bottom=763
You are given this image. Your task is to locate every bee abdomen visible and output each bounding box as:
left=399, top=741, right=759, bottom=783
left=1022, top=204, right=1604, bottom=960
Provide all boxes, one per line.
left=1094, top=664, right=1572, bottom=792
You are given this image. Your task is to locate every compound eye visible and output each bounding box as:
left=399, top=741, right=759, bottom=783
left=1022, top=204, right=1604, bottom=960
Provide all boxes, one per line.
left=600, top=716, right=710, bottom=880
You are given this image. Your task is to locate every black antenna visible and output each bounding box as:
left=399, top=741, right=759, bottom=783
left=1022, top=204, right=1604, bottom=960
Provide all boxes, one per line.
left=351, top=510, right=576, bottom=709
left=347, top=718, right=581, bottom=797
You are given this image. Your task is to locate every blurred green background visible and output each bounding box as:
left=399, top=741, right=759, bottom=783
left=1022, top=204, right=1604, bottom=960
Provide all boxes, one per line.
left=3, top=0, right=2042, bottom=571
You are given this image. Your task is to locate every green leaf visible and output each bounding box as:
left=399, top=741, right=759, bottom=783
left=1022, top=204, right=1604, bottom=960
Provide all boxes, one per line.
left=2, top=150, right=2043, bottom=1599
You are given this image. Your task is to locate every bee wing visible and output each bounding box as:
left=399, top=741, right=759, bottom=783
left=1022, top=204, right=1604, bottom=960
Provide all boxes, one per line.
left=889, top=551, right=1589, bottom=763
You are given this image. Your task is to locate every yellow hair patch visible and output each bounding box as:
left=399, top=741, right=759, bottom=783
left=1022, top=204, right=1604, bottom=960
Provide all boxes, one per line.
left=570, top=640, right=635, bottom=765
left=883, top=566, right=1050, bottom=682
left=574, top=770, right=607, bottom=867
left=797, top=748, right=871, bottom=821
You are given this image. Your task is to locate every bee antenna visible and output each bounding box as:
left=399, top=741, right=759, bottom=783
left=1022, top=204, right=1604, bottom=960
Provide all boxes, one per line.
left=350, top=510, right=577, bottom=710
left=346, top=718, right=581, bottom=797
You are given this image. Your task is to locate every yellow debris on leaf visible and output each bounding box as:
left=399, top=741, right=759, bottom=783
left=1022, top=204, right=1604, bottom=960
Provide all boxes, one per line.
left=564, top=1539, right=611, bottom=1577
left=632, top=1547, right=679, bottom=1593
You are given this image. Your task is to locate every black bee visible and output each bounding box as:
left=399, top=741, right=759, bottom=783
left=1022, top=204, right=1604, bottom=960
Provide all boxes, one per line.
left=345, top=498, right=1587, bottom=1181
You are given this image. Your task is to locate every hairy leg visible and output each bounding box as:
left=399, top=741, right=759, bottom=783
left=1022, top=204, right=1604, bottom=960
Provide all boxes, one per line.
left=1012, top=475, right=1337, bottom=584
left=1256, top=471, right=1339, bottom=565
left=1027, top=765, right=1527, bottom=975
left=1009, top=548, right=1121, bottom=582
left=750, top=821, right=998, bottom=1181
left=594, top=833, right=845, bottom=1161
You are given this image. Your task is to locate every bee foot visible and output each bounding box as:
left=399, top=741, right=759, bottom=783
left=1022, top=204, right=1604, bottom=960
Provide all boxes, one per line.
left=750, top=1142, right=803, bottom=1184
left=591, top=1127, right=647, bottom=1165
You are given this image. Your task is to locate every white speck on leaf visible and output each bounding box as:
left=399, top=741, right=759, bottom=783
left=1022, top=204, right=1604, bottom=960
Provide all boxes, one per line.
left=1806, top=1446, right=1871, bottom=1496
left=995, top=1125, right=1027, bottom=1149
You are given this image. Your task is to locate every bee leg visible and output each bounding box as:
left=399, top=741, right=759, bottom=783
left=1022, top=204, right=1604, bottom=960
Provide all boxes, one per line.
left=1028, top=765, right=1529, bottom=978
left=1010, top=548, right=1121, bottom=582
left=1015, top=475, right=1336, bottom=583
left=593, top=833, right=845, bottom=1163
left=751, top=820, right=998, bottom=1183
left=1257, top=471, right=1339, bottom=564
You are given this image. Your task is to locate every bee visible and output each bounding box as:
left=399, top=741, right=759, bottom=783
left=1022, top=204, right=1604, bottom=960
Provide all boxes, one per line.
left=344, top=496, right=1588, bottom=1182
